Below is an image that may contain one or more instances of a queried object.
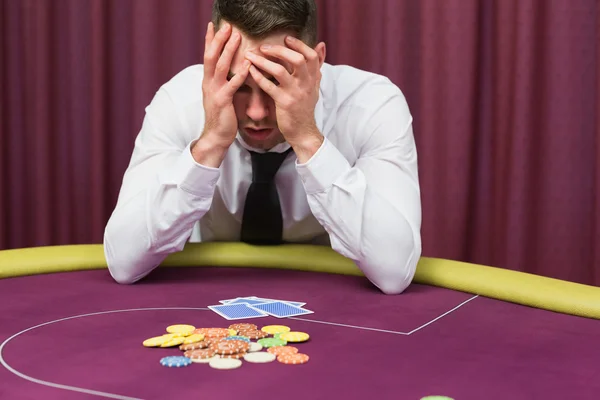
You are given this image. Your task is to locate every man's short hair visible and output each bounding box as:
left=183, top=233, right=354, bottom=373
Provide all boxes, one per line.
left=212, top=0, right=318, bottom=47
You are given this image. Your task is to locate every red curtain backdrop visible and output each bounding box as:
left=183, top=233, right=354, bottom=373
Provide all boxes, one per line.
left=1, top=0, right=599, bottom=285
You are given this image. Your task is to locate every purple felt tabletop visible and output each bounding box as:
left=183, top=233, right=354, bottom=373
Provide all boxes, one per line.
left=0, top=266, right=599, bottom=400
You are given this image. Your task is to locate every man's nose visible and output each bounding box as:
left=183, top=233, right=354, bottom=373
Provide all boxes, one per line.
left=246, top=92, right=270, bottom=122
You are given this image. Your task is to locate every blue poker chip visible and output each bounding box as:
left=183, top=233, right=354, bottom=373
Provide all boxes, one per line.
left=223, top=336, right=250, bottom=342
left=160, top=356, right=192, bottom=368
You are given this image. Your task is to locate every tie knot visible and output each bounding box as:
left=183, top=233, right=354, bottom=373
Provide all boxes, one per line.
left=250, top=148, right=292, bottom=183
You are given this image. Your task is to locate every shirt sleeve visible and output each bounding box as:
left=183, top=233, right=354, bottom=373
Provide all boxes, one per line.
left=103, top=86, right=220, bottom=284
left=295, top=92, right=422, bottom=295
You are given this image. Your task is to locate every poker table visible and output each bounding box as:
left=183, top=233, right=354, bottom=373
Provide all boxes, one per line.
left=1, top=243, right=600, bottom=400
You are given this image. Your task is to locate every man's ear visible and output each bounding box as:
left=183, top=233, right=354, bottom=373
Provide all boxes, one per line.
left=314, top=42, right=326, bottom=67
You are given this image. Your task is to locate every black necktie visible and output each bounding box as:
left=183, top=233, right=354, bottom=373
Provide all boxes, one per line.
left=240, top=148, right=293, bottom=245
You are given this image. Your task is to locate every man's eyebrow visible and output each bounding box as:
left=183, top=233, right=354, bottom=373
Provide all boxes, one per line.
left=227, top=69, right=279, bottom=83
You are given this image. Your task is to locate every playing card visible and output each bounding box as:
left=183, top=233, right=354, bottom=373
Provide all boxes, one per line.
left=221, top=297, right=269, bottom=306
left=208, top=303, right=269, bottom=320
left=219, top=296, right=306, bottom=307
left=249, top=301, right=313, bottom=318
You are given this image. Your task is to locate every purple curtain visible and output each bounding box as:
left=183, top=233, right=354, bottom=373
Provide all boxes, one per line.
left=1, top=0, right=599, bottom=285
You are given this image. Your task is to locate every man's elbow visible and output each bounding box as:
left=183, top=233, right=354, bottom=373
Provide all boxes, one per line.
left=103, top=238, right=149, bottom=285
left=361, top=238, right=421, bottom=295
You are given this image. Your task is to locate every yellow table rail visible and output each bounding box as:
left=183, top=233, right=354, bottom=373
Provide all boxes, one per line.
left=1, top=242, right=599, bottom=320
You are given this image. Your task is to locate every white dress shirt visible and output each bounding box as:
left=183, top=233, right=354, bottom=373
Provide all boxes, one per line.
left=103, top=62, right=422, bottom=294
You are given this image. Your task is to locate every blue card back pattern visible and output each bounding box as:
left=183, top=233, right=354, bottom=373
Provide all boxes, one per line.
left=208, top=303, right=268, bottom=320
left=250, top=301, right=314, bottom=318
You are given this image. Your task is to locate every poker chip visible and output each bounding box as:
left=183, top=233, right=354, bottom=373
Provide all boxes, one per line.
left=243, top=352, right=276, bottom=363
left=228, top=329, right=237, bottom=336
left=277, top=353, right=309, bottom=365
left=223, top=336, right=250, bottom=343
left=257, top=338, right=287, bottom=348
left=191, top=355, right=219, bottom=364
left=420, top=397, right=455, bottom=400
left=179, top=340, right=210, bottom=351
left=229, top=323, right=257, bottom=332
left=238, top=329, right=268, bottom=340
left=184, top=349, right=216, bottom=360
left=143, top=336, right=168, bottom=347
left=209, top=357, right=243, bottom=370
left=248, top=342, right=263, bottom=352
left=267, top=346, right=298, bottom=356
left=182, top=333, right=204, bottom=344
left=195, top=328, right=230, bottom=339
left=220, top=351, right=247, bottom=360
left=166, top=324, right=195, bottom=336
left=210, top=339, right=250, bottom=355
left=260, top=325, right=291, bottom=335
left=278, top=331, right=309, bottom=343
left=160, top=356, right=192, bottom=368
left=160, top=336, right=185, bottom=347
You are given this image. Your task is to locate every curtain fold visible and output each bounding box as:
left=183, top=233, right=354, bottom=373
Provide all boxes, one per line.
left=1, top=0, right=598, bottom=285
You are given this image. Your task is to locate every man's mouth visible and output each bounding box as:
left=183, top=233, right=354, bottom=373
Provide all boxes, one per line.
left=243, top=127, right=275, bottom=140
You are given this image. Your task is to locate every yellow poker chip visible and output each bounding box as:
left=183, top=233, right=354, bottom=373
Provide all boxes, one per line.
left=183, top=333, right=205, bottom=344
left=278, top=331, right=310, bottom=343
left=161, top=333, right=184, bottom=340
left=143, top=336, right=169, bottom=347
left=228, top=329, right=237, bottom=336
left=261, top=325, right=291, bottom=335
left=166, top=324, right=196, bottom=336
left=160, top=336, right=186, bottom=347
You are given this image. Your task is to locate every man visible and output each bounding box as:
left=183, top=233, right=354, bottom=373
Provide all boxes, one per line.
left=103, top=0, right=422, bottom=294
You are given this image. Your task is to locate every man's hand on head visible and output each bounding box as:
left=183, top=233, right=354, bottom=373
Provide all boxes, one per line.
left=193, top=22, right=251, bottom=168
left=245, top=36, right=324, bottom=162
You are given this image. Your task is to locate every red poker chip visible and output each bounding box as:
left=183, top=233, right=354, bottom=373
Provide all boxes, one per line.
left=184, top=349, right=216, bottom=360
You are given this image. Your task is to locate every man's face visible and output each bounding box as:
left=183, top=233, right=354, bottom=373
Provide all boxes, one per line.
left=229, top=27, right=293, bottom=150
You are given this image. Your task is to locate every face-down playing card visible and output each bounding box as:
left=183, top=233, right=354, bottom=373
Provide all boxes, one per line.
left=208, top=303, right=268, bottom=320
left=249, top=301, right=313, bottom=318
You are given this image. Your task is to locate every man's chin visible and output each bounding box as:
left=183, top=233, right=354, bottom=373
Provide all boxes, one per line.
left=240, top=129, right=284, bottom=150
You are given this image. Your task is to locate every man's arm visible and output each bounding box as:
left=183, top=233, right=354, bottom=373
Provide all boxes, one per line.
left=296, top=94, right=422, bottom=295
left=103, top=86, right=222, bottom=284
left=104, top=22, right=249, bottom=284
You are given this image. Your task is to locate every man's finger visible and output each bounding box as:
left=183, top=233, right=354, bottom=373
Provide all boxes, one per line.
left=248, top=65, right=280, bottom=99
left=284, top=36, right=319, bottom=72
left=245, top=52, right=292, bottom=86
left=259, top=45, right=308, bottom=78
left=214, top=31, right=241, bottom=82
left=223, top=60, right=251, bottom=97
left=204, top=22, right=214, bottom=52
left=204, top=22, right=231, bottom=78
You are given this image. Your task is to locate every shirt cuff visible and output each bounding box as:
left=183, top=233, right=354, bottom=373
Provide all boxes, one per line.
left=296, top=137, right=351, bottom=194
left=171, top=140, right=221, bottom=197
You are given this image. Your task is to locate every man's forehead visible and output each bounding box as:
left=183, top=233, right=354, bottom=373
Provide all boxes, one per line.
left=229, top=28, right=292, bottom=76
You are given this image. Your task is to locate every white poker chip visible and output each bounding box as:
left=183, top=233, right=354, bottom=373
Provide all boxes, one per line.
left=243, top=351, right=276, bottom=363
left=248, top=342, right=263, bottom=352
left=209, top=357, right=243, bottom=370
left=191, top=355, right=219, bottom=364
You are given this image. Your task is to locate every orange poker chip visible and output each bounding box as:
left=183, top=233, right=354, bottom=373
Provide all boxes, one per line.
left=184, top=349, right=216, bottom=360
left=179, top=341, right=211, bottom=351
left=239, top=329, right=268, bottom=340
left=267, top=346, right=299, bottom=356
left=210, top=339, right=249, bottom=355
left=220, top=351, right=247, bottom=360
left=229, top=323, right=257, bottom=332
left=277, top=353, right=309, bottom=365
left=195, top=328, right=230, bottom=339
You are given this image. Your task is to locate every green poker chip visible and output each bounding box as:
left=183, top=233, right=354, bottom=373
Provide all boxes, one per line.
left=257, top=337, right=287, bottom=348
left=420, top=396, right=455, bottom=400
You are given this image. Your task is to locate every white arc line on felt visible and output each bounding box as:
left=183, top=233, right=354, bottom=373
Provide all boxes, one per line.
left=406, top=295, right=479, bottom=335
left=290, top=294, right=480, bottom=336
left=0, top=307, right=208, bottom=400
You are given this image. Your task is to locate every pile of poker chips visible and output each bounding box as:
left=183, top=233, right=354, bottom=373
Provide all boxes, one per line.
left=142, top=323, right=310, bottom=370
